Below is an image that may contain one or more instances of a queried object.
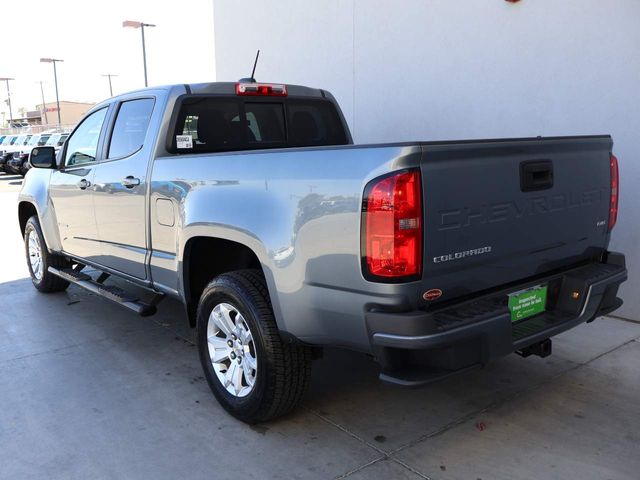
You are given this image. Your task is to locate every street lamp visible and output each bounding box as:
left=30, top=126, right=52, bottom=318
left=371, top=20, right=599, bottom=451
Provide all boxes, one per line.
left=122, top=20, right=156, bottom=87
left=37, top=81, right=48, bottom=125
left=0, top=77, right=14, bottom=127
left=101, top=74, right=118, bottom=97
left=40, top=58, right=63, bottom=126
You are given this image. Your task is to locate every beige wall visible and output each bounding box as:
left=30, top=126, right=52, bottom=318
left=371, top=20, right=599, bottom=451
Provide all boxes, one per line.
left=36, top=101, right=94, bottom=127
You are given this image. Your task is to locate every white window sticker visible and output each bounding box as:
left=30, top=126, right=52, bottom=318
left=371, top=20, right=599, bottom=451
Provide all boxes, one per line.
left=176, top=135, right=193, bottom=149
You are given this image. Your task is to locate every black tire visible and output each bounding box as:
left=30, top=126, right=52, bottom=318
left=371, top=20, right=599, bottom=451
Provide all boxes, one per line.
left=196, top=269, right=312, bottom=423
left=24, top=216, right=70, bottom=293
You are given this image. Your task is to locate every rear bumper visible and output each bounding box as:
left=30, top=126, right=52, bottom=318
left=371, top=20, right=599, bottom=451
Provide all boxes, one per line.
left=366, top=253, right=627, bottom=385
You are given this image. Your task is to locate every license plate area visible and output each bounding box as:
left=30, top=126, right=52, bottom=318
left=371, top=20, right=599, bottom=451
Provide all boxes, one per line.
left=508, top=284, right=548, bottom=323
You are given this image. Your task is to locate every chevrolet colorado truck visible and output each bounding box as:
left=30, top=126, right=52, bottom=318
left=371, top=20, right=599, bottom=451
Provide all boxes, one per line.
left=18, top=81, right=627, bottom=423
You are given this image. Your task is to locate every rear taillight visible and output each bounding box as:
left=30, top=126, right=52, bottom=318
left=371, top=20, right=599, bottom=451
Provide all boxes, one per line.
left=362, top=169, right=422, bottom=281
left=608, top=154, right=619, bottom=232
left=236, top=83, right=287, bottom=96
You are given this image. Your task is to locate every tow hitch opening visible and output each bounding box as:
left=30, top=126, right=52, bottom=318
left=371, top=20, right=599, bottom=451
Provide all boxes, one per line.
left=516, top=338, right=552, bottom=358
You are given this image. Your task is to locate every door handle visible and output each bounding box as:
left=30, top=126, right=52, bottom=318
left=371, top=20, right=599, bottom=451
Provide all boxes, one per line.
left=122, top=176, right=141, bottom=188
left=77, top=178, right=91, bottom=190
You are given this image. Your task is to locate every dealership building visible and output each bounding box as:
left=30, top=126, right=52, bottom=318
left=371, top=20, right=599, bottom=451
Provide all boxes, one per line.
left=214, top=0, right=639, bottom=320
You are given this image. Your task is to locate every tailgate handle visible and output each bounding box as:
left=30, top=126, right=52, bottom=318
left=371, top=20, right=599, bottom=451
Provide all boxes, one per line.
left=520, top=160, right=553, bottom=192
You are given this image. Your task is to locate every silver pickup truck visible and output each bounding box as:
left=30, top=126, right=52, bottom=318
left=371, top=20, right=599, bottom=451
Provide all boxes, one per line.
left=18, top=81, right=627, bottom=423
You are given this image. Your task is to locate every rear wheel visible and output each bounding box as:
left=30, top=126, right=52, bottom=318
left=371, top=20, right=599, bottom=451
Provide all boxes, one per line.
left=24, top=216, right=70, bottom=292
left=197, top=269, right=312, bottom=423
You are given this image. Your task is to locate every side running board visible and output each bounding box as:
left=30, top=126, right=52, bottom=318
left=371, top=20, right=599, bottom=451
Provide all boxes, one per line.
left=48, top=266, right=164, bottom=317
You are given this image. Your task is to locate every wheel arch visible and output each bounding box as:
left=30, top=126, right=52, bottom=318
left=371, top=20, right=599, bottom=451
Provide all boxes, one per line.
left=182, top=235, right=279, bottom=329
left=18, top=201, right=38, bottom=235
left=18, top=169, right=63, bottom=253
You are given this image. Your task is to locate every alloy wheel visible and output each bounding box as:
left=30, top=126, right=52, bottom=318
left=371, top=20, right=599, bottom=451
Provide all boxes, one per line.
left=28, top=230, right=43, bottom=281
left=207, top=302, right=258, bottom=397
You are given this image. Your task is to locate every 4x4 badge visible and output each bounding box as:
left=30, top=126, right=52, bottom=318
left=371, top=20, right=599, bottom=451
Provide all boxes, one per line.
left=423, top=289, right=443, bottom=301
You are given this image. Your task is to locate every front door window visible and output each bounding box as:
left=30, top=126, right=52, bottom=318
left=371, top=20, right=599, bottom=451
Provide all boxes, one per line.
left=64, top=108, right=108, bottom=167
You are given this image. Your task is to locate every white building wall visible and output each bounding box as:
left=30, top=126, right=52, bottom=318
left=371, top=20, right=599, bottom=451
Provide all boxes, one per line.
left=214, top=0, right=640, bottom=320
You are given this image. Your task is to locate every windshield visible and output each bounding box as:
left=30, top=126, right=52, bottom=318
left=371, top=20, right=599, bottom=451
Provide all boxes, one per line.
left=27, top=135, right=40, bottom=146
left=1, top=136, right=13, bottom=146
left=45, top=134, right=61, bottom=146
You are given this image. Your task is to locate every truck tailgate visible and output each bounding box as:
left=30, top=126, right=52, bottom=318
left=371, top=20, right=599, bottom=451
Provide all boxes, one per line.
left=420, top=136, right=613, bottom=302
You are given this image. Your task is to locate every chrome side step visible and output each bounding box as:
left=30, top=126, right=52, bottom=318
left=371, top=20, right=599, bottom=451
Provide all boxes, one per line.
left=48, top=266, right=164, bottom=316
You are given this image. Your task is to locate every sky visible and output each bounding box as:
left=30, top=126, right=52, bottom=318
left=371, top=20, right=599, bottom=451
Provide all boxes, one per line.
left=1, top=0, right=215, bottom=121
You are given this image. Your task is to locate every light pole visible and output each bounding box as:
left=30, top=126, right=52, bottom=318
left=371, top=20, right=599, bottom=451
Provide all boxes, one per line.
left=123, top=21, right=156, bottom=87
left=101, top=74, right=118, bottom=97
left=37, top=81, right=48, bottom=125
left=0, top=77, right=14, bottom=127
left=40, top=58, right=63, bottom=126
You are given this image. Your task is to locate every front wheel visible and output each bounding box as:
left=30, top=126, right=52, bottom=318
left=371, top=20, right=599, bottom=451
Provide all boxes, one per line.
left=24, top=216, right=70, bottom=292
left=197, top=270, right=312, bottom=423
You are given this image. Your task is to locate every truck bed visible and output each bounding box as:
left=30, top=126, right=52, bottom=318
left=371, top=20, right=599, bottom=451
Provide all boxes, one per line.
left=149, top=134, right=614, bottom=351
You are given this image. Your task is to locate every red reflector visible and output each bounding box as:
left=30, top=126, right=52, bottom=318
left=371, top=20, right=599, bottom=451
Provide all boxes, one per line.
left=608, top=154, right=619, bottom=231
left=362, top=169, right=422, bottom=280
left=236, top=82, right=287, bottom=96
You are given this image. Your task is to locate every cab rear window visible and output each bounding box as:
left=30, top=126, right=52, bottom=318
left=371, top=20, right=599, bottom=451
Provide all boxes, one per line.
left=171, top=96, right=348, bottom=153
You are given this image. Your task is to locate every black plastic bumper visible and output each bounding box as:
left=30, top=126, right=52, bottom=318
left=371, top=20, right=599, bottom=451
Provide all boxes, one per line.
left=367, top=253, right=627, bottom=386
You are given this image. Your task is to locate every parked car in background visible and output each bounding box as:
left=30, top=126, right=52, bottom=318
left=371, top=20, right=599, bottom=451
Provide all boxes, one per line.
left=0, top=134, right=17, bottom=151
left=45, top=133, right=69, bottom=151
left=6, top=134, right=50, bottom=175
left=8, top=134, right=32, bottom=154
left=33, top=133, right=51, bottom=147
left=1, top=134, right=29, bottom=173
left=0, top=135, right=18, bottom=165
left=5, top=156, right=22, bottom=175
left=23, top=133, right=69, bottom=176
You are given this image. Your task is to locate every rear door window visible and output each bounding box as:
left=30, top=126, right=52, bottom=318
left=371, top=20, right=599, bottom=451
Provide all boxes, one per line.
left=108, top=98, right=155, bottom=159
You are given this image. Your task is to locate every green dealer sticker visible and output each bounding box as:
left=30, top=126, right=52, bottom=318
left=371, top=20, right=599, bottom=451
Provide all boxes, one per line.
left=508, top=285, right=548, bottom=322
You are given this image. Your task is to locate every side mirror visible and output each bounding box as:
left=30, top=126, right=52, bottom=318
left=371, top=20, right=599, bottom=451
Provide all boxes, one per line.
left=30, top=146, right=57, bottom=169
